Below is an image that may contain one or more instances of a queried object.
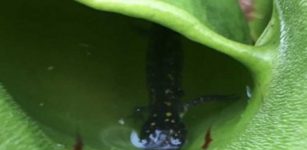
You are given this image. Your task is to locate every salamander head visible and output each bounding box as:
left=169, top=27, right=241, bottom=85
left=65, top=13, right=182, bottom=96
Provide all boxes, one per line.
left=131, top=114, right=186, bottom=150
left=142, top=129, right=185, bottom=149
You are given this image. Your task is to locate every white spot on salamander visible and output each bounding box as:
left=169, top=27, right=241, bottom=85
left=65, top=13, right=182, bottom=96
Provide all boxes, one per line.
left=170, top=137, right=182, bottom=145
left=165, top=112, right=172, bottom=117
left=168, top=74, right=174, bottom=81
left=164, top=101, right=172, bottom=106
left=165, top=89, right=172, bottom=94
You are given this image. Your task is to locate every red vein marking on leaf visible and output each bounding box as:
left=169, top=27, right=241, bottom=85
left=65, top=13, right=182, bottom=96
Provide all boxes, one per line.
left=239, top=0, right=255, bottom=21
left=202, top=128, right=212, bottom=150
left=73, top=134, right=83, bottom=150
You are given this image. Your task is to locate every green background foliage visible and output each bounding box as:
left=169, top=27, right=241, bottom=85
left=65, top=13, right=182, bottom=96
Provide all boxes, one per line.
left=0, top=0, right=306, bottom=149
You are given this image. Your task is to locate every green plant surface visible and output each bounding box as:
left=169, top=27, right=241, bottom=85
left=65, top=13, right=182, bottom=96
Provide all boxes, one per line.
left=223, top=0, right=307, bottom=148
left=0, top=86, right=62, bottom=150
left=0, top=0, right=307, bottom=149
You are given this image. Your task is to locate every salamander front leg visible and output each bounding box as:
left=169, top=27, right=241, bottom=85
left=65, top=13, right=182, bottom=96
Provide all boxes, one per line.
left=185, top=94, right=240, bottom=109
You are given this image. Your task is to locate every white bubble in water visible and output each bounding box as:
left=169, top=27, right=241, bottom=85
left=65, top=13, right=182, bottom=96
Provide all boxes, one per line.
left=39, top=102, right=45, bottom=107
left=246, top=85, right=252, bottom=99
left=55, top=143, right=65, bottom=149
left=118, top=118, right=125, bottom=125
left=47, top=66, right=55, bottom=71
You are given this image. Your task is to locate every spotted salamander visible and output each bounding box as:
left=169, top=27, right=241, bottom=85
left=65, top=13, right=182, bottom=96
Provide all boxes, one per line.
left=137, top=26, right=185, bottom=150
left=133, top=25, right=238, bottom=150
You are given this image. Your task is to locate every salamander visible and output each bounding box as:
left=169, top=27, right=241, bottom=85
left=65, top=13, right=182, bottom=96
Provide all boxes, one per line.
left=132, top=25, right=238, bottom=150
left=138, top=26, right=186, bottom=150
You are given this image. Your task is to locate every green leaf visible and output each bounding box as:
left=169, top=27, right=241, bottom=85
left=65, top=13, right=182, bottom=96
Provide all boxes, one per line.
left=77, top=0, right=273, bottom=71
left=1, top=0, right=307, bottom=149
left=216, top=0, right=307, bottom=149
left=0, top=86, right=64, bottom=150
